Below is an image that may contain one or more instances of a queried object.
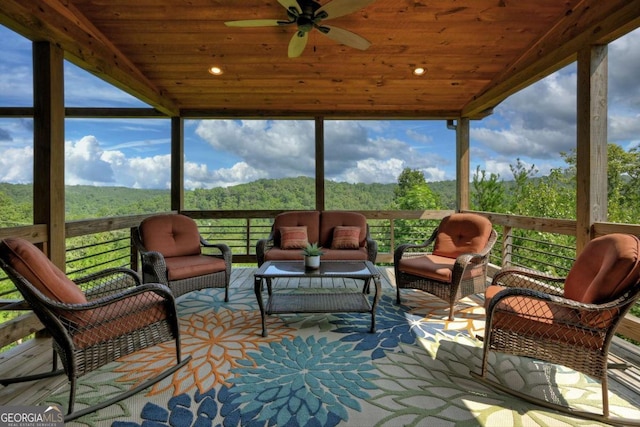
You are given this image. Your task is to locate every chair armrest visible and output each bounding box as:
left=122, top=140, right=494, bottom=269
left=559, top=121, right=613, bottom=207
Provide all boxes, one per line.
left=35, top=281, right=172, bottom=313
left=491, top=266, right=565, bottom=296
left=451, top=252, right=490, bottom=282
left=485, top=286, right=630, bottom=333
left=256, top=226, right=277, bottom=266
left=74, top=267, right=142, bottom=298
left=201, top=238, right=232, bottom=260
left=139, top=251, right=169, bottom=284
left=393, top=228, right=438, bottom=265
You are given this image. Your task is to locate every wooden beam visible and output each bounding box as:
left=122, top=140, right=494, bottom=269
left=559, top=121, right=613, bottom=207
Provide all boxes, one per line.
left=179, top=109, right=464, bottom=120
left=456, top=118, right=470, bottom=211
left=315, top=117, right=325, bottom=211
left=171, top=117, right=184, bottom=212
left=33, top=42, right=65, bottom=269
left=463, top=0, right=640, bottom=117
left=0, top=0, right=178, bottom=116
left=575, top=45, right=608, bottom=254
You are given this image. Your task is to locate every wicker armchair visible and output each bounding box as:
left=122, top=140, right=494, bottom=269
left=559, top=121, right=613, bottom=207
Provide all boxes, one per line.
left=0, top=237, right=190, bottom=421
left=472, top=233, right=640, bottom=425
left=133, top=214, right=232, bottom=300
left=394, top=213, right=497, bottom=320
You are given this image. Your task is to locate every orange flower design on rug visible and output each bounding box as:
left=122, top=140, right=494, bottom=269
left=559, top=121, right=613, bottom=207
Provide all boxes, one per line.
left=114, top=308, right=296, bottom=396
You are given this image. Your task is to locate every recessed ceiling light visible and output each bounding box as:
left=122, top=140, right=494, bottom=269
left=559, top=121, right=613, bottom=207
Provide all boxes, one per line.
left=208, top=66, right=223, bottom=75
left=413, top=67, right=426, bottom=76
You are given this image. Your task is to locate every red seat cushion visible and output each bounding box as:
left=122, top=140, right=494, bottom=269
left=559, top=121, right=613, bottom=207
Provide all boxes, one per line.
left=140, top=214, right=201, bottom=258
left=73, top=292, right=167, bottom=348
left=165, top=255, right=227, bottom=281
left=399, top=254, right=455, bottom=282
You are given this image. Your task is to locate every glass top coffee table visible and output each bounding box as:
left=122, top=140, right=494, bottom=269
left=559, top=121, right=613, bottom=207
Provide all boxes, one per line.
left=254, top=260, right=382, bottom=337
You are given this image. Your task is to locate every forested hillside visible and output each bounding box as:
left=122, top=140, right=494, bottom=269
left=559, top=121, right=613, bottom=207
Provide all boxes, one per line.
left=0, top=178, right=456, bottom=223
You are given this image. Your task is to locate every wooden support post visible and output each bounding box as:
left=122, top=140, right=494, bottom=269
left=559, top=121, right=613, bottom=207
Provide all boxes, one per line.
left=315, top=117, right=325, bottom=211
left=456, top=117, right=470, bottom=212
left=576, top=45, right=608, bottom=254
left=171, top=116, right=184, bottom=212
left=33, top=42, right=65, bottom=269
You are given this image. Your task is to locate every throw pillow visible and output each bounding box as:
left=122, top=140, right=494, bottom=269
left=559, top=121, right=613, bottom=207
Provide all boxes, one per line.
left=280, top=226, right=309, bottom=249
left=331, top=226, right=361, bottom=249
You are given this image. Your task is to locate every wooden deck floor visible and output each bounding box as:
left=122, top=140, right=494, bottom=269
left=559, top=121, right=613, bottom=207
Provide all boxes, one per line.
left=1, top=266, right=639, bottom=418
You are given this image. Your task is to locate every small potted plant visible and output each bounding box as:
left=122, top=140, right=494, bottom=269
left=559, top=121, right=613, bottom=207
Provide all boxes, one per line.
left=302, top=242, right=324, bottom=269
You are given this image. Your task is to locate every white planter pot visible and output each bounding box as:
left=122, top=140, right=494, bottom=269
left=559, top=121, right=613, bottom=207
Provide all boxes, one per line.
left=305, top=255, right=321, bottom=270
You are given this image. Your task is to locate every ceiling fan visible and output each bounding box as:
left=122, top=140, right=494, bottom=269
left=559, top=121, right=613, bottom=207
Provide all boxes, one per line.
left=225, top=0, right=375, bottom=58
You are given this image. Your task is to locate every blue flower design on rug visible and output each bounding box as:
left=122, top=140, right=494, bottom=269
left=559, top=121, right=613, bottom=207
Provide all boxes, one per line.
left=112, top=389, right=218, bottom=427
left=330, top=294, right=434, bottom=359
left=222, top=336, right=378, bottom=427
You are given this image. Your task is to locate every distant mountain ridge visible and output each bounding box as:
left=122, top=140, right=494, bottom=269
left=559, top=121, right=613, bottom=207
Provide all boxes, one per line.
left=0, top=177, right=457, bottom=222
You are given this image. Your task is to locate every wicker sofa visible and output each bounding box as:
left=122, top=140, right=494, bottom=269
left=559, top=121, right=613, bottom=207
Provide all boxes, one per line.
left=256, top=211, right=377, bottom=266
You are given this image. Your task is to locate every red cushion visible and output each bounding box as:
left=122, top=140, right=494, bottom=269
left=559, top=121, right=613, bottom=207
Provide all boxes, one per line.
left=279, top=226, right=309, bottom=249
left=564, top=234, right=640, bottom=304
left=485, top=285, right=604, bottom=350
left=140, top=214, right=201, bottom=258
left=273, top=211, right=320, bottom=248
left=164, top=255, right=227, bottom=281
left=73, top=293, right=166, bottom=347
left=433, top=213, right=492, bottom=259
left=0, top=238, right=87, bottom=305
left=331, top=226, right=361, bottom=249
left=399, top=254, right=455, bottom=282
left=320, top=211, right=366, bottom=248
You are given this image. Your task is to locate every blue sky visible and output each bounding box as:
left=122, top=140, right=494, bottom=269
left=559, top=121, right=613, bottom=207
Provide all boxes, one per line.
left=1, top=24, right=639, bottom=190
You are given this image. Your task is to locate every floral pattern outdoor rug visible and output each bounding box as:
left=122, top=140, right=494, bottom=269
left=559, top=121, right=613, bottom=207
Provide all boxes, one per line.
left=52, top=287, right=640, bottom=427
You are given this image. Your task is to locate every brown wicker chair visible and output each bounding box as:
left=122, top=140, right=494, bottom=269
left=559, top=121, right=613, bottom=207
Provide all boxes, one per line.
left=133, top=214, right=232, bottom=300
left=0, top=237, right=191, bottom=421
left=394, top=213, right=497, bottom=320
left=472, top=233, right=640, bottom=425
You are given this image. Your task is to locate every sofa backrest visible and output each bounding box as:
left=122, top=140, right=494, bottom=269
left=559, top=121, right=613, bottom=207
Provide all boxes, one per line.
left=319, top=211, right=367, bottom=248
left=139, top=214, right=202, bottom=258
left=273, top=211, right=321, bottom=247
left=432, top=213, right=493, bottom=259
left=564, top=233, right=640, bottom=304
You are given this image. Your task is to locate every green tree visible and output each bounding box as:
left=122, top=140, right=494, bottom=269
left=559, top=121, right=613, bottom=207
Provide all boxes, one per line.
left=471, top=166, right=504, bottom=212
left=392, top=168, right=441, bottom=244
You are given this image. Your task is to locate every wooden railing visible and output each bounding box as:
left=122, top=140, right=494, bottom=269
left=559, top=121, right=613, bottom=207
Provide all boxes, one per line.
left=1, top=210, right=640, bottom=349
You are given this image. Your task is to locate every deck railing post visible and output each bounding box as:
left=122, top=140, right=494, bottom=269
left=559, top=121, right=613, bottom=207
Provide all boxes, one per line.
left=502, top=226, right=513, bottom=267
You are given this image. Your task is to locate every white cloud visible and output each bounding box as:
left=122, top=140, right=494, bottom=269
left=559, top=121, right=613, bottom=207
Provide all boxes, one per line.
left=194, top=119, right=447, bottom=185
left=0, top=147, right=32, bottom=182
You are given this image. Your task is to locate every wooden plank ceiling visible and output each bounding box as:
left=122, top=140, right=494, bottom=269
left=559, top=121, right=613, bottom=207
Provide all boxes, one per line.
left=1, top=0, right=640, bottom=118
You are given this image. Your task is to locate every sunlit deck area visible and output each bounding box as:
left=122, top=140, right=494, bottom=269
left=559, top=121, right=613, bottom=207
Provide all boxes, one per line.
left=2, top=266, right=640, bottom=426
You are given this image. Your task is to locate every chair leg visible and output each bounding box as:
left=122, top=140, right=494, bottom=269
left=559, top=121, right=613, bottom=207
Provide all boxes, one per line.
left=602, top=375, right=609, bottom=418
left=448, top=301, right=455, bottom=321
left=224, top=284, right=229, bottom=302
left=396, top=287, right=401, bottom=304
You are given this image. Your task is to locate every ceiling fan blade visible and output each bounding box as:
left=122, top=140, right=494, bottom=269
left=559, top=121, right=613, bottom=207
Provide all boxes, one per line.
left=225, top=19, right=285, bottom=27
left=288, top=31, right=308, bottom=58
left=316, top=0, right=376, bottom=20
left=278, top=0, right=302, bottom=15
left=319, top=25, right=371, bottom=50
